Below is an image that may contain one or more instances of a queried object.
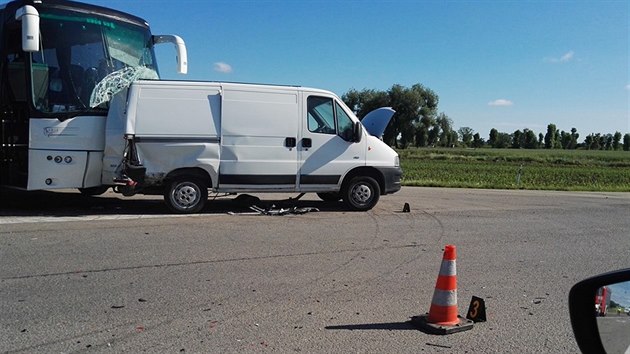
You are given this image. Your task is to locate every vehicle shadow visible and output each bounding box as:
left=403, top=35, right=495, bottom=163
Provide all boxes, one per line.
left=325, top=321, right=418, bottom=331
left=0, top=188, right=348, bottom=217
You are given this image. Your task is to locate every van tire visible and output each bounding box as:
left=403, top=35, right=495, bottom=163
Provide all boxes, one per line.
left=164, top=176, right=208, bottom=213
left=343, top=176, right=380, bottom=211
left=317, top=192, right=341, bottom=202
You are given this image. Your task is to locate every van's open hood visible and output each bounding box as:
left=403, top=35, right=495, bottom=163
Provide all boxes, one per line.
left=360, top=107, right=395, bottom=138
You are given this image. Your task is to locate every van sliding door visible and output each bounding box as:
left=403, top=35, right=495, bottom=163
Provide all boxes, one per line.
left=219, top=87, right=299, bottom=190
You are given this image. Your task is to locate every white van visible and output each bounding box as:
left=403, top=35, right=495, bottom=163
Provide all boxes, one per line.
left=109, top=80, right=402, bottom=213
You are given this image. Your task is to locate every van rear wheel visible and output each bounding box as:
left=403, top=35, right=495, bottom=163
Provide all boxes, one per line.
left=343, top=176, right=380, bottom=211
left=164, top=176, right=208, bottom=213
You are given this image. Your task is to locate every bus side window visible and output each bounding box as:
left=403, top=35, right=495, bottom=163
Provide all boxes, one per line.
left=7, top=53, right=27, bottom=102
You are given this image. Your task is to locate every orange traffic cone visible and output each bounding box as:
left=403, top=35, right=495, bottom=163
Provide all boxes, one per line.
left=411, top=245, right=474, bottom=334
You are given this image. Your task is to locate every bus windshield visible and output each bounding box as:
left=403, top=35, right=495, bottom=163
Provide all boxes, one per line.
left=29, top=9, right=158, bottom=114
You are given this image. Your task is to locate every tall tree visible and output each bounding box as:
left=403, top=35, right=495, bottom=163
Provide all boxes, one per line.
left=388, top=84, right=419, bottom=147
left=613, top=131, right=622, bottom=150
left=538, top=133, right=544, bottom=148
left=623, top=133, right=630, bottom=151
left=489, top=128, right=498, bottom=148
left=495, top=132, right=511, bottom=148
left=342, top=88, right=389, bottom=118
left=449, top=130, right=459, bottom=147
left=570, top=128, right=579, bottom=149
left=342, top=84, right=438, bottom=148
left=603, top=134, right=611, bottom=150
left=560, top=131, right=571, bottom=149
left=586, top=133, right=605, bottom=150
left=544, top=124, right=557, bottom=149
left=458, top=127, right=474, bottom=147
left=585, top=134, right=593, bottom=150
left=523, top=129, right=538, bottom=149
left=415, top=126, right=428, bottom=147
left=472, top=133, right=484, bottom=148
left=512, top=130, right=523, bottom=149
left=436, top=113, right=453, bottom=147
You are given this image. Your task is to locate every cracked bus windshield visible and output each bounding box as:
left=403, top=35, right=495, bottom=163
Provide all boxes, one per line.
left=30, top=11, right=158, bottom=114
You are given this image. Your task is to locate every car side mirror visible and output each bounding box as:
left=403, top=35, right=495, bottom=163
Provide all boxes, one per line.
left=569, top=268, right=630, bottom=354
left=352, top=121, right=362, bottom=143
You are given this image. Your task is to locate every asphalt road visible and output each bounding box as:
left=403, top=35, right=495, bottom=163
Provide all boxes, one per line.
left=597, top=315, right=630, bottom=354
left=1, top=187, right=629, bottom=353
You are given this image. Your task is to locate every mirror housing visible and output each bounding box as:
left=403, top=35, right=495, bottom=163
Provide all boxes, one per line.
left=352, top=121, right=363, bottom=143
left=569, top=268, right=630, bottom=354
left=15, top=5, right=40, bottom=52
left=153, top=35, right=188, bottom=74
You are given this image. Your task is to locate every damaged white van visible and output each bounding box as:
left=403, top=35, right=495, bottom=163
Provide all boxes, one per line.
left=112, top=81, right=402, bottom=213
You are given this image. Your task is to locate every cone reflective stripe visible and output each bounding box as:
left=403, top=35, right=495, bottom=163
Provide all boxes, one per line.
left=428, top=245, right=459, bottom=325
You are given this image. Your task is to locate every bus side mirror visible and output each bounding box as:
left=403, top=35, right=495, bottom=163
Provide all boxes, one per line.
left=16, top=5, right=40, bottom=52
left=153, top=35, right=188, bottom=74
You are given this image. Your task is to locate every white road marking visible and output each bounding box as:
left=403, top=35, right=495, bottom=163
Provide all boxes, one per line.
left=0, top=213, right=212, bottom=224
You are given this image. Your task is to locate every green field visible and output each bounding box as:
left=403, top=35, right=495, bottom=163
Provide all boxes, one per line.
left=399, top=148, right=630, bottom=192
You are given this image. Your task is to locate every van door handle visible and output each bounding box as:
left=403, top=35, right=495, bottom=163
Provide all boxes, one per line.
left=302, top=138, right=312, bottom=148
left=285, top=137, right=297, bottom=148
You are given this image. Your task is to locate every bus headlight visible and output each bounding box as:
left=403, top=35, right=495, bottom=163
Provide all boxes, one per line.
left=394, top=156, right=400, bottom=167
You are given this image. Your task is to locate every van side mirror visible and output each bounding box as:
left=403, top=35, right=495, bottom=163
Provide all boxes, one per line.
left=569, top=268, right=630, bottom=354
left=16, top=5, right=40, bottom=52
left=352, top=121, right=363, bottom=143
left=153, top=35, right=188, bottom=74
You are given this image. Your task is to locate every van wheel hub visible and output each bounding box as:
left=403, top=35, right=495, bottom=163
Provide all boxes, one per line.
left=352, top=184, right=372, bottom=203
left=343, top=176, right=380, bottom=211
left=173, top=183, right=200, bottom=207
left=164, top=177, right=208, bottom=214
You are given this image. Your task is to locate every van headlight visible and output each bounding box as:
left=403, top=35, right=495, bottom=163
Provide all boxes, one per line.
left=394, top=156, right=400, bottom=167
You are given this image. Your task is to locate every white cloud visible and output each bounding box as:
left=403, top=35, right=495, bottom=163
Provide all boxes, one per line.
left=488, top=99, right=513, bottom=107
left=545, top=50, right=575, bottom=63
left=213, top=62, right=233, bottom=73
left=559, top=51, right=574, bottom=62
left=625, top=84, right=630, bottom=90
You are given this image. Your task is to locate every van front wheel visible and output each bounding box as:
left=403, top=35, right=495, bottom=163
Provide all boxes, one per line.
left=343, top=176, right=380, bottom=211
left=164, top=177, right=208, bottom=213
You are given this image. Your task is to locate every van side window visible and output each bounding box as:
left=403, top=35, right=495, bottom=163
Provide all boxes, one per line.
left=336, top=102, right=354, bottom=141
left=307, top=96, right=336, bottom=134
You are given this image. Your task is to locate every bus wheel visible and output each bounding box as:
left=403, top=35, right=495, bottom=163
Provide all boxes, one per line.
left=164, top=177, right=208, bottom=213
left=343, top=176, right=380, bottom=211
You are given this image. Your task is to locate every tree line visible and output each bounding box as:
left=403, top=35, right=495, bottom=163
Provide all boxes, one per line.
left=343, top=84, right=630, bottom=151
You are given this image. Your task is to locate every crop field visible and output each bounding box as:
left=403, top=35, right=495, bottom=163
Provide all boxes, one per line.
left=399, top=148, right=630, bottom=192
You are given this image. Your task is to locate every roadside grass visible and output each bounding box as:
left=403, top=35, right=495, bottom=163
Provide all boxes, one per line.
left=399, top=148, right=630, bottom=192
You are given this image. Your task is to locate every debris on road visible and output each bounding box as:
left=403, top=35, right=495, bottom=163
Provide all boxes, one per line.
left=227, top=194, right=319, bottom=216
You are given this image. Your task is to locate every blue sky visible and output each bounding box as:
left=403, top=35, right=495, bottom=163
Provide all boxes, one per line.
left=610, top=282, right=630, bottom=308
left=86, top=0, right=628, bottom=140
